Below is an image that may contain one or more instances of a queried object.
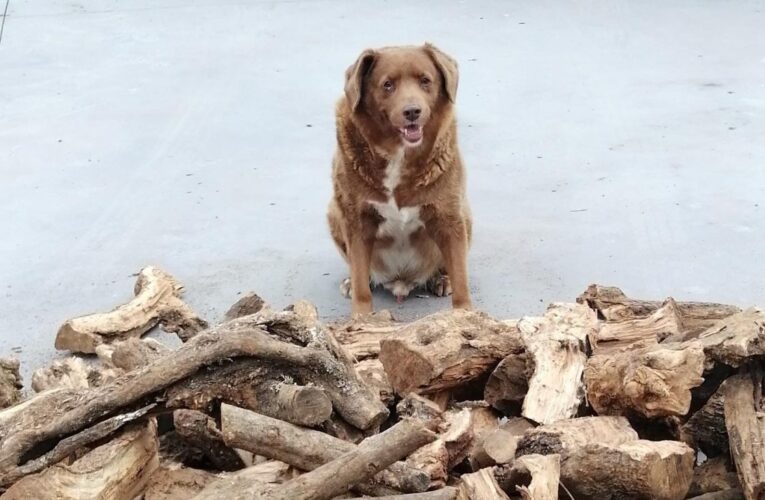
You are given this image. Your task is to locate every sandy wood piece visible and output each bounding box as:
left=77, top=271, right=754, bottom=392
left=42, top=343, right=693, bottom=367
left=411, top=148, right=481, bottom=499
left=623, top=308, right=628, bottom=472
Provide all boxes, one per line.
left=104, top=337, right=171, bottom=371
left=331, top=310, right=398, bottom=360
left=256, top=418, right=436, bottom=500
left=190, top=461, right=298, bottom=500
left=0, top=359, right=22, bottom=410
left=3, top=421, right=158, bottom=500
left=471, top=417, right=533, bottom=468
left=516, top=416, right=638, bottom=456
left=173, top=410, right=245, bottom=472
left=380, top=310, right=525, bottom=395
left=220, top=404, right=429, bottom=494
left=349, top=488, right=458, bottom=500
left=577, top=284, right=740, bottom=337
left=686, top=490, right=745, bottom=500
left=687, top=456, right=741, bottom=498
left=0, top=316, right=386, bottom=486
left=484, top=353, right=529, bottom=414
left=223, top=292, right=266, bottom=321
left=590, top=298, right=684, bottom=353
left=407, top=409, right=474, bottom=488
left=723, top=366, right=765, bottom=500
left=355, top=358, right=395, bottom=405
left=681, top=383, right=728, bottom=457
left=698, top=308, right=765, bottom=367
left=510, top=454, right=561, bottom=500
left=518, top=302, right=596, bottom=424
left=55, top=266, right=207, bottom=353
left=459, top=468, right=511, bottom=500
left=31, top=356, right=121, bottom=392
left=144, top=467, right=218, bottom=500
left=466, top=407, right=502, bottom=470
left=584, top=340, right=705, bottom=418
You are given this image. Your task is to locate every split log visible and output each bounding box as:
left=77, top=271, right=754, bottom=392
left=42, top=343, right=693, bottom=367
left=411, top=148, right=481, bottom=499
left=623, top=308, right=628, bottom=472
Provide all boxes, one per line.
left=407, top=409, right=474, bottom=488
left=590, top=298, right=684, bottom=353
left=458, top=468, right=510, bottom=500
left=397, top=394, right=445, bottom=422
left=256, top=418, right=436, bottom=500
left=471, top=417, right=532, bottom=468
left=723, top=366, right=765, bottom=500
left=173, top=410, right=245, bottom=471
left=356, top=358, right=394, bottom=405
left=331, top=310, right=397, bottom=360
left=348, top=488, right=458, bottom=500
left=55, top=266, right=207, bottom=353
left=0, top=359, right=22, bottom=409
left=380, top=310, right=525, bottom=395
left=484, top=353, right=529, bottom=414
left=0, top=317, right=386, bottom=486
left=505, top=454, right=561, bottom=500
left=220, top=404, right=430, bottom=494
left=516, top=416, right=638, bottom=456
left=699, top=308, right=765, bottom=367
left=680, top=384, right=728, bottom=457
left=190, top=461, right=298, bottom=500
left=687, top=456, right=741, bottom=498
left=223, top=292, right=266, bottom=321
left=3, top=421, right=158, bottom=500
left=145, top=467, right=217, bottom=500
left=518, top=302, right=596, bottom=424
left=577, top=284, right=740, bottom=337
left=584, top=340, right=705, bottom=418
left=466, top=407, right=502, bottom=470
left=31, top=357, right=121, bottom=392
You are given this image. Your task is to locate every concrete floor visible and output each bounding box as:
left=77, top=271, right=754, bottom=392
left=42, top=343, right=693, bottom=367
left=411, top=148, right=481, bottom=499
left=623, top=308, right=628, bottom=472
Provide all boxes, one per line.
left=1, top=0, right=764, bottom=381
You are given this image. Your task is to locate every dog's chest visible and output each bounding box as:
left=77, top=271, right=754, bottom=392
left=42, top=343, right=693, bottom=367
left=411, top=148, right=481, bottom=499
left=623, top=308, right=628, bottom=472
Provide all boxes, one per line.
left=369, top=150, right=423, bottom=241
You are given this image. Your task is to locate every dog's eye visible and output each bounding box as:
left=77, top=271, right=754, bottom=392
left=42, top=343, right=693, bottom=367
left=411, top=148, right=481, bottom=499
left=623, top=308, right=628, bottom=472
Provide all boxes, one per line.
left=383, top=80, right=394, bottom=92
left=420, top=76, right=432, bottom=86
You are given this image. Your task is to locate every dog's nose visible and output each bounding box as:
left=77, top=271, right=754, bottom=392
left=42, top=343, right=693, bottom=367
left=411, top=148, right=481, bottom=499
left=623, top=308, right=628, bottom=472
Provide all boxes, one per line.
left=403, top=106, right=421, bottom=122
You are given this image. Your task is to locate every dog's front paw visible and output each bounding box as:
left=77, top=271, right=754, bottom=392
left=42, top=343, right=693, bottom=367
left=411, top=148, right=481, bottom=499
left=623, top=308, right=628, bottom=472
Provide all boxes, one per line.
left=340, top=278, right=352, bottom=299
left=427, top=273, right=453, bottom=297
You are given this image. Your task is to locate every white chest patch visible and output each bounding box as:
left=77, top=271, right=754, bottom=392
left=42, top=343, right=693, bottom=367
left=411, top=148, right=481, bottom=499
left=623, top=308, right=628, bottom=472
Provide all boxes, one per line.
left=368, top=149, right=428, bottom=291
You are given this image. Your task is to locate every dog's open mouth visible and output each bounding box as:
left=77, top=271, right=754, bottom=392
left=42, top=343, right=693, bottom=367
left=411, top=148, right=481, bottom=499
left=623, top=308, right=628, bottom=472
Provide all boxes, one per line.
left=399, top=124, right=423, bottom=144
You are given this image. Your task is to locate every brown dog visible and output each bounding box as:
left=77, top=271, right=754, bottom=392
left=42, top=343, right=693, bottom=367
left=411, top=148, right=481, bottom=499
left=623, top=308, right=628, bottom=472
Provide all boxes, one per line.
left=327, top=43, right=472, bottom=316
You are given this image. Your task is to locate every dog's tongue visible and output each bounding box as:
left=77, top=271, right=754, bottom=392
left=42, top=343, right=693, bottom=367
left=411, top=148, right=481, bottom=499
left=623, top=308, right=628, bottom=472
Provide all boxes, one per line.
left=402, top=125, right=423, bottom=143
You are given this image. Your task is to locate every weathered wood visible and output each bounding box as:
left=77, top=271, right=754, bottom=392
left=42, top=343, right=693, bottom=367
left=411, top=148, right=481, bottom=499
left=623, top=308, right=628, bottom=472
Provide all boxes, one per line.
left=397, top=393, right=444, bottom=422
left=0, top=359, right=22, bottom=410
left=466, top=406, right=502, bottom=470
left=356, top=358, right=395, bottom=405
left=484, top=353, right=529, bottom=414
left=173, top=410, right=245, bottom=471
left=687, top=456, right=741, bottom=498
left=0, top=317, right=387, bottom=486
left=681, top=384, right=728, bottom=457
left=190, top=461, right=298, bottom=500
left=220, top=404, right=429, bottom=494
left=107, top=338, right=171, bottom=371
left=31, top=356, right=121, bottom=392
left=699, top=308, right=765, bottom=367
left=55, top=266, right=207, bottom=353
left=471, top=417, right=532, bottom=468
left=3, top=421, right=158, bottom=500
left=223, top=292, right=266, bottom=321
left=348, top=489, right=458, bottom=500
left=723, top=366, right=765, bottom=500
left=380, top=310, right=525, bottom=395
left=590, top=298, right=684, bottom=353
left=511, top=454, right=561, bottom=500
left=458, top=468, right=511, bottom=500
left=144, top=467, right=217, bottom=500
left=518, top=302, right=595, bottom=424
left=584, top=340, right=705, bottom=418
left=516, top=416, right=638, bottom=456
left=407, top=409, right=474, bottom=488
left=686, top=489, right=745, bottom=500
left=577, top=284, right=740, bottom=337
left=331, top=310, right=397, bottom=360
left=260, top=419, right=436, bottom=500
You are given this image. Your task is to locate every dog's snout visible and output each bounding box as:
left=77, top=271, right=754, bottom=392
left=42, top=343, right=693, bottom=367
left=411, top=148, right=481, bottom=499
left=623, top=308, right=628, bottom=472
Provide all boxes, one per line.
left=403, top=106, right=422, bottom=122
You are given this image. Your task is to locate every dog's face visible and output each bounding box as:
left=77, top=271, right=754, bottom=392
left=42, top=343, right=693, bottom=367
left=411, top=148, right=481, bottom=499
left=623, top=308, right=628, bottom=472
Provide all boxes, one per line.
left=345, top=44, right=458, bottom=148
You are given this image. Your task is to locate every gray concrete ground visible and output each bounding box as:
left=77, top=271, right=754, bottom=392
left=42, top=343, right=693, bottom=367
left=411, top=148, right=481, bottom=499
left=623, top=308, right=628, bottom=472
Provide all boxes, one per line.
left=1, top=0, right=764, bottom=381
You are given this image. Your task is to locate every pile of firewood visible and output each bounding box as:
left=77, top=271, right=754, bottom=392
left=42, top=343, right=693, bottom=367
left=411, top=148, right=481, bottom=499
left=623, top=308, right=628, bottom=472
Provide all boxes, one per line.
left=0, top=266, right=763, bottom=500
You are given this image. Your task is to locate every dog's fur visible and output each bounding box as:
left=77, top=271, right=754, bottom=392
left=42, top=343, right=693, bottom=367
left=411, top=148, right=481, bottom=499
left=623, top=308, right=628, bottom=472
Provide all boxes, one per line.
left=327, top=43, right=472, bottom=316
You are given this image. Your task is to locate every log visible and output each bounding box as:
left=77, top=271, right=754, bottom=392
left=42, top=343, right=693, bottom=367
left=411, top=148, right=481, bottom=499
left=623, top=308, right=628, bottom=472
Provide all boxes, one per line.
left=190, top=461, right=298, bottom=500
left=0, top=359, right=22, bottom=410
left=576, top=284, right=740, bottom=337
left=259, top=418, right=436, bottom=500
left=590, top=298, right=684, bottom=353
left=348, top=488, right=458, bottom=500
left=3, top=421, right=158, bottom=500
left=397, top=393, right=444, bottom=422
left=458, top=468, right=510, bottom=500
left=0, top=316, right=387, bottom=486
left=55, top=266, right=208, bottom=353
left=484, top=353, right=529, bottom=414
left=166, top=360, right=333, bottom=427
left=145, top=467, right=217, bottom=500
left=321, top=414, right=368, bottom=444
left=31, top=357, right=121, bottom=392
left=518, top=302, right=596, bottom=424
left=584, top=340, right=705, bottom=418
left=723, top=366, right=765, bottom=500
left=699, top=308, right=765, bottom=367
left=471, top=417, right=533, bottom=468
left=510, top=454, right=561, bottom=500
left=681, top=384, right=728, bottom=457
left=515, top=416, right=638, bottom=456
left=220, top=404, right=430, bottom=494
left=223, top=292, right=266, bottom=321
left=331, top=310, right=397, bottom=360
left=466, top=406, right=502, bottom=470
left=407, top=409, right=474, bottom=488
left=380, top=310, right=525, bottom=395
left=355, top=358, right=395, bottom=405
left=173, top=410, right=246, bottom=471
left=687, top=456, right=741, bottom=498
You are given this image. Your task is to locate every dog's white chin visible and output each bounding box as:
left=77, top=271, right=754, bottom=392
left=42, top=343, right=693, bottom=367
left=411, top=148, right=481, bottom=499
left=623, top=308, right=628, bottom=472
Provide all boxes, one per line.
left=402, top=138, right=423, bottom=148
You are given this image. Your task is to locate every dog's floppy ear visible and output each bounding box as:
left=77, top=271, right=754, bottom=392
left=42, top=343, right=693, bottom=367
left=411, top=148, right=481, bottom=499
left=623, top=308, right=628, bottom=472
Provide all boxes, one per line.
left=344, top=49, right=377, bottom=111
left=424, top=43, right=459, bottom=103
